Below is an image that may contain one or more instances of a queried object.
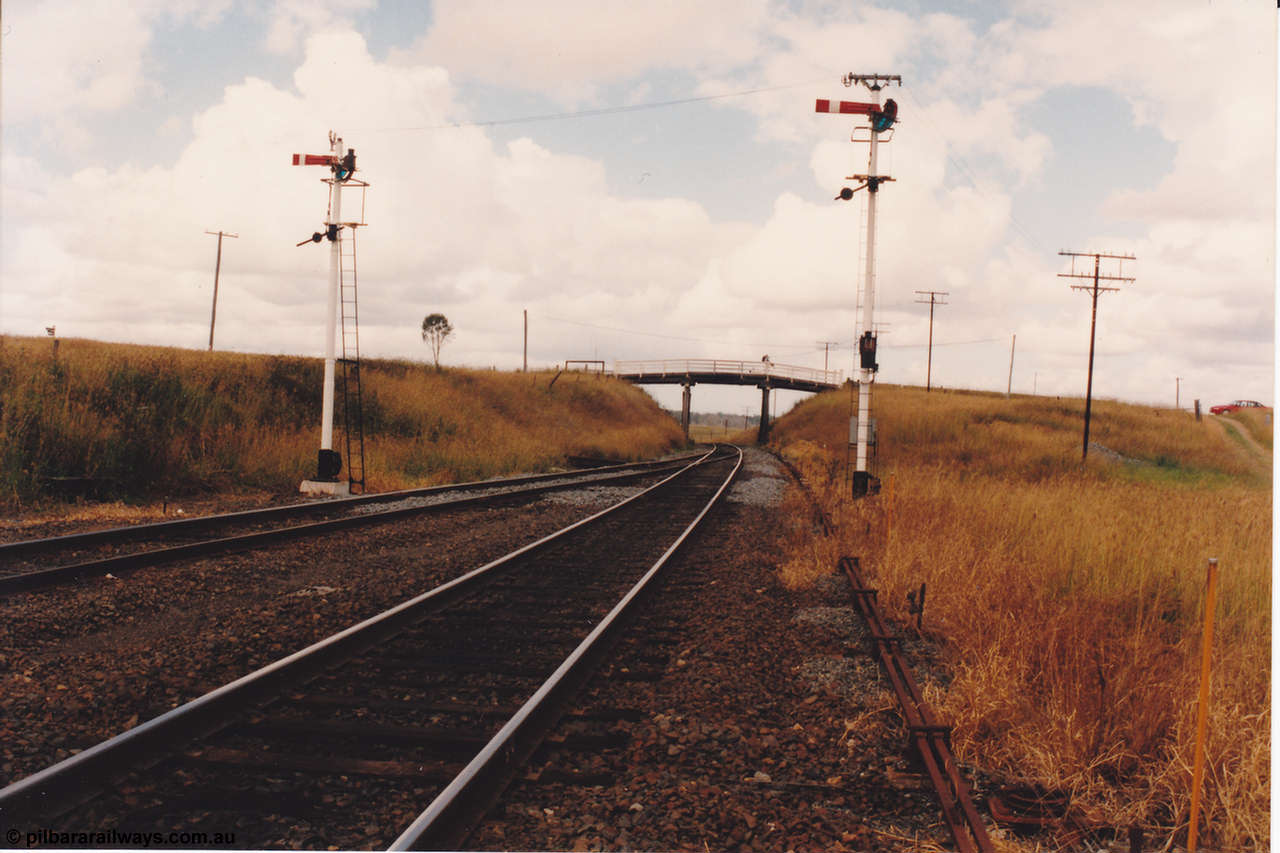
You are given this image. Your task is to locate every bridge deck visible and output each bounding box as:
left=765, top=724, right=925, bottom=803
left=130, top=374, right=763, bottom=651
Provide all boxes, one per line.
left=613, top=359, right=843, bottom=393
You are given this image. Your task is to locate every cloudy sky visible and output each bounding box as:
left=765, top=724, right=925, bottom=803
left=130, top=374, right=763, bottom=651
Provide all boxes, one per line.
left=2, top=1, right=1275, bottom=416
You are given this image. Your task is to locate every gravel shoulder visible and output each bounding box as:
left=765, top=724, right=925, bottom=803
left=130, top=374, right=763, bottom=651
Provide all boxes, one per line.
left=469, top=447, right=958, bottom=852
left=2, top=447, right=969, bottom=851
left=0, top=494, right=627, bottom=786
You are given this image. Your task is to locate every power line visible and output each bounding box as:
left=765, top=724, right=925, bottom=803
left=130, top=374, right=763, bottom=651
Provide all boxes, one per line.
left=368, top=80, right=827, bottom=133
left=914, top=290, right=948, bottom=391
left=1059, top=249, right=1136, bottom=462
left=880, top=336, right=1003, bottom=350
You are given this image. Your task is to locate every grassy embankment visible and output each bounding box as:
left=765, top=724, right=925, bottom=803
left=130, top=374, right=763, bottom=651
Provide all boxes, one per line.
left=769, top=384, right=1270, bottom=850
left=0, top=335, right=685, bottom=512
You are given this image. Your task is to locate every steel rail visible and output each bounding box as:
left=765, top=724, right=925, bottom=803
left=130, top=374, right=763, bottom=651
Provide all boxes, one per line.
left=0, top=457, right=699, bottom=596
left=766, top=449, right=993, bottom=853
left=840, top=555, right=994, bottom=853
left=390, top=445, right=743, bottom=850
left=0, top=447, right=726, bottom=824
left=0, top=453, right=701, bottom=562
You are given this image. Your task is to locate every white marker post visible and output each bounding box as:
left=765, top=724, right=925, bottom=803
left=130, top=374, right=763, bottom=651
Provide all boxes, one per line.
left=816, top=73, right=900, bottom=497
left=293, top=132, right=357, bottom=495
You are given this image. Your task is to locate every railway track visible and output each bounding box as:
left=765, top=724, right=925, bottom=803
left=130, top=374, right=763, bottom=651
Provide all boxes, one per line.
left=0, top=453, right=701, bottom=596
left=0, top=445, right=741, bottom=849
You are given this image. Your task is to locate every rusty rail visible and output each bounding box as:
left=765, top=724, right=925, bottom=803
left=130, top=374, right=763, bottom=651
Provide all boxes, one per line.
left=839, top=555, right=994, bottom=853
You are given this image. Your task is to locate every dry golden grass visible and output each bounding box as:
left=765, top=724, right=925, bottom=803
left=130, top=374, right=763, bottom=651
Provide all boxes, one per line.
left=1222, top=408, right=1274, bottom=452
left=0, top=336, right=685, bottom=509
left=771, top=384, right=1271, bottom=850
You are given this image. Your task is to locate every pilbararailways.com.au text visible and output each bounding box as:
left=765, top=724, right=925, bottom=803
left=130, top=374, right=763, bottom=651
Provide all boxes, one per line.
left=9, top=827, right=236, bottom=848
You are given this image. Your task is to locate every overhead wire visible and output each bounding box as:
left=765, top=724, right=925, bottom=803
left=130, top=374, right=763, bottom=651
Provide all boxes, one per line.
left=364, top=79, right=828, bottom=133
left=880, top=336, right=1005, bottom=350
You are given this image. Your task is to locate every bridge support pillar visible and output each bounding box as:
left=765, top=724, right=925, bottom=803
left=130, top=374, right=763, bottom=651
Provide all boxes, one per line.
left=681, top=383, right=692, bottom=441
left=757, top=385, right=771, bottom=444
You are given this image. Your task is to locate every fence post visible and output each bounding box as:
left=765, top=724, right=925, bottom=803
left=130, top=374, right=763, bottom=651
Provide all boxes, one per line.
left=1187, top=557, right=1219, bottom=853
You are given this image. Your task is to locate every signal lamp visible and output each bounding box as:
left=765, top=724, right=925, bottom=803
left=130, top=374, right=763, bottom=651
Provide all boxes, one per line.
left=871, top=99, right=898, bottom=132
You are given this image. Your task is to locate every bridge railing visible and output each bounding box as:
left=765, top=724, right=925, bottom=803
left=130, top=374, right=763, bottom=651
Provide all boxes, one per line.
left=612, top=359, right=843, bottom=387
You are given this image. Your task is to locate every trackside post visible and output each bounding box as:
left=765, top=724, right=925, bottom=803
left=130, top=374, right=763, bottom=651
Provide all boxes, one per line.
left=1187, top=557, right=1219, bottom=852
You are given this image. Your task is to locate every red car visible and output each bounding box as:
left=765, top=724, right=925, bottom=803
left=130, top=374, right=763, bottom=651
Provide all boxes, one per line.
left=1210, top=399, right=1269, bottom=415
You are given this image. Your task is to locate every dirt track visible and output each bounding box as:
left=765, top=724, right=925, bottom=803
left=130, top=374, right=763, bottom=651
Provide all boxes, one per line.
left=1205, top=415, right=1272, bottom=476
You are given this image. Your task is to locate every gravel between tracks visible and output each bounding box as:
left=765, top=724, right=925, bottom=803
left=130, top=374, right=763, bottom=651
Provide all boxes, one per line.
left=2, top=449, right=977, bottom=851
left=0, top=488, right=636, bottom=787
left=468, top=448, right=964, bottom=852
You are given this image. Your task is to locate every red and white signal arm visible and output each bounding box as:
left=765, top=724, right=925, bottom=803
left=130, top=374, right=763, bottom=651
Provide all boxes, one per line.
left=292, top=154, right=333, bottom=166
left=814, top=99, right=878, bottom=115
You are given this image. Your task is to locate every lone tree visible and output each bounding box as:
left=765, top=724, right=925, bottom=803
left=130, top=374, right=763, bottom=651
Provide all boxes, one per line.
left=421, top=313, right=454, bottom=369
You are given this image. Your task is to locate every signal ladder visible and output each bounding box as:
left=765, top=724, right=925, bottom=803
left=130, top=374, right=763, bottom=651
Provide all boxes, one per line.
left=338, top=226, right=366, bottom=493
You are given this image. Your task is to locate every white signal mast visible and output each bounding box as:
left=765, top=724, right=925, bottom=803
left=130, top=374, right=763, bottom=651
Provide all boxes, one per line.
left=293, top=131, right=366, bottom=495
left=816, top=72, right=900, bottom=497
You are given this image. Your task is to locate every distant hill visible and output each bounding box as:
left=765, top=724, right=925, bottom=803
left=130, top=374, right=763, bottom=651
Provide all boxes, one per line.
left=0, top=336, right=684, bottom=507
left=661, top=409, right=760, bottom=428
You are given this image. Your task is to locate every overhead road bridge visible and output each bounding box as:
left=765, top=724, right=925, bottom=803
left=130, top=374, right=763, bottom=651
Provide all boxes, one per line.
left=612, top=359, right=844, bottom=442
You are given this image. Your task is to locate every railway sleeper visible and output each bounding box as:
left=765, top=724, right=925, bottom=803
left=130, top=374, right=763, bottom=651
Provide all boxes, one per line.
left=523, top=767, right=616, bottom=787
left=282, top=692, right=647, bottom=728
left=108, top=785, right=327, bottom=823
left=232, top=716, right=497, bottom=750
left=352, top=652, right=572, bottom=672
left=599, top=664, right=667, bottom=682
left=181, top=746, right=463, bottom=782
left=339, top=658, right=569, bottom=681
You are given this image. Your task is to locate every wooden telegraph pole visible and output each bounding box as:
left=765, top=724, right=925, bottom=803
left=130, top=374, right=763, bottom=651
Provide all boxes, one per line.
left=204, top=230, right=238, bottom=350
left=914, top=290, right=947, bottom=392
left=1058, top=250, right=1135, bottom=461
left=816, top=340, right=839, bottom=373
left=1007, top=333, right=1016, bottom=396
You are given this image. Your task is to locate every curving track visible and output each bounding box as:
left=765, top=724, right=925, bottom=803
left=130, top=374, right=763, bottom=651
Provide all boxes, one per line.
left=0, top=446, right=741, bottom=849
left=0, top=454, right=702, bottom=596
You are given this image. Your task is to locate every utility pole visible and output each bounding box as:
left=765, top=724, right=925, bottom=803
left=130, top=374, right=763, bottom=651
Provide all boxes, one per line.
left=204, top=230, right=238, bottom=350
left=1059, top=250, right=1135, bottom=462
left=1176, top=376, right=1181, bottom=410
left=523, top=309, right=528, bottom=372
left=1007, top=333, right=1016, bottom=396
left=818, top=72, right=901, bottom=497
left=816, top=340, right=839, bottom=373
left=913, top=290, right=948, bottom=392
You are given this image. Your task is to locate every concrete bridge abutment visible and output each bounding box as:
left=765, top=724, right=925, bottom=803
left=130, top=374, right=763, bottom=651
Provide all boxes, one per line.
left=757, top=384, right=771, bottom=444
left=681, top=382, right=693, bottom=440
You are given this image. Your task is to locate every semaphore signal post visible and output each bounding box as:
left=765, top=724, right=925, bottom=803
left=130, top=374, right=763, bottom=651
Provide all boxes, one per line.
left=817, top=72, right=900, bottom=497
left=293, top=131, right=369, bottom=495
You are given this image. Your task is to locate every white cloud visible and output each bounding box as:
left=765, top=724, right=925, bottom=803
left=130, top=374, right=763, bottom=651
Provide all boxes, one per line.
left=402, top=0, right=770, bottom=102
left=1, top=29, right=755, bottom=366
left=2, top=3, right=156, bottom=124
left=1, top=1, right=1273, bottom=410
left=262, top=0, right=376, bottom=55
